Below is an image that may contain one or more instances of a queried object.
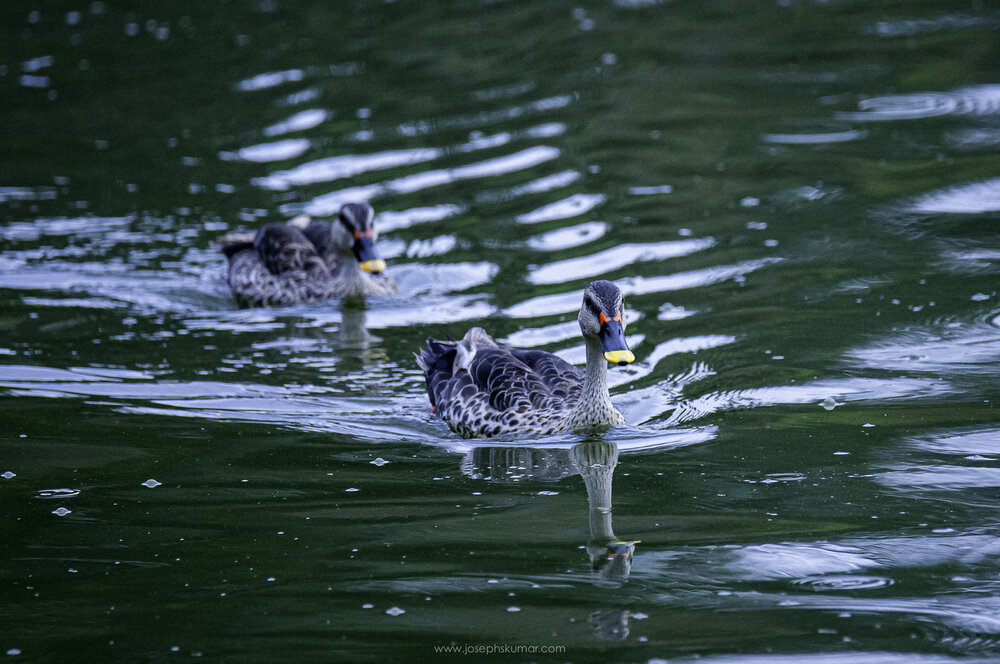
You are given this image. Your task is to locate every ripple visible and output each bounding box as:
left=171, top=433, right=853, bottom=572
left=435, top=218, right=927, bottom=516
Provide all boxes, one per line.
left=233, top=138, right=311, bottom=163
left=946, top=128, right=1000, bottom=150
left=376, top=204, right=464, bottom=233
left=254, top=146, right=443, bottom=191
left=0, top=186, right=57, bottom=203
left=263, top=108, right=330, bottom=137
left=515, top=193, right=606, bottom=224
left=389, top=261, right=499, bottom=296
left=868, top=12, right=1000, bottom=38
left=526, top=221, right=607, bottom=251
left=365, top=295, right=496, bottom=328
left=504, top=259, right=778, bottom=318
left=0, top=216, right=131, bottom=242
left=791, top=575, right=894, bottom=591
left=762, top=129, right=868, bottom=144
left=908, top=427, right=1000, bottom=456
left=476, top=170, right=581, bottom=204
left=628, top=184, right=673, bottom=195
left=879, top=466, right=1000, bottom=491
left=396, top=94, right=572, bottom=136
left=909, top=178, right=1000, bottom=214
left=670, top=376, right=951, bottom=424
left=294, top=146, right=560, bottom=216
left=235, top=69, right=304, bottom=92
left=37, top=488, right=81, bottom=499
left=527, top=238, right=716, bottom=285
left=733, top=543, right=876, bottom=579
left=837, top=85, right=1000, bottom=122
left=845, top=320, right=1000, bottom=374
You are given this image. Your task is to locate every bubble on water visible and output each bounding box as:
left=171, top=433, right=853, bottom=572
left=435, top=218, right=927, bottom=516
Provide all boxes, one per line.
left=971, top=293, right=990, bottom=301
left=7, top=648, right=22, bottom=656
left=1, top=471, right=15, bottom=479
left=142, top=479, right=162, bottom=488
left=537, top=490, right=559, bottom=496
left=385, top=606, right=405, bottom=616
left=507, top=606, right=521, bottom=612
left=821, top=396, right=839, bottom=410
left=740, top=196, right=760, bottom=207
left=345, top=487, right=360, bottom=492
left=792, top=574, right=894, bottom=591
left=370, top=457, right=389, bottom=466
left=52, top=507, right=72, bottom=517
left=863, top=423, right=876, bottom=428
left=361, top=603, right=374, bottom=609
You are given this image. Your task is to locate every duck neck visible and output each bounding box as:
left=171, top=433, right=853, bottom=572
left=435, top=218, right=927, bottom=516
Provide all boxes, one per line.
left=334, top=249, right=366, bottom=288
left=568, top=336, right=616, bottom=425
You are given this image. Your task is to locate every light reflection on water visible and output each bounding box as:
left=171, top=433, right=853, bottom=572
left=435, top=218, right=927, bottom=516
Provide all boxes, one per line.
left=2, top=0, right=1000, bottom=660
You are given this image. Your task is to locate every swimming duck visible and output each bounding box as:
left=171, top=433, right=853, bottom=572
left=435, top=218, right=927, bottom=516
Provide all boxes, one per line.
left=217, top=202, right=395, bottom=307
left=416, top=280, right=635, bottom=438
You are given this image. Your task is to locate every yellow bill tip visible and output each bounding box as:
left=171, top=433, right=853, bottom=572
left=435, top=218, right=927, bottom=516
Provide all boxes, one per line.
left=604, top=350, right=635, bottom=365
left=359, top=259, right=386, bottom=274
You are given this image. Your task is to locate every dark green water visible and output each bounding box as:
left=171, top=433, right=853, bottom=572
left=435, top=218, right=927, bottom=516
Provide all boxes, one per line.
left=2, top=1, right=1000, bottom=662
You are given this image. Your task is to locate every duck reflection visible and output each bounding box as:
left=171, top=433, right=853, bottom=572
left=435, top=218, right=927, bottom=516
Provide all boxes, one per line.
left=460, top=441, right=637, bottom=640
left=336, top=298, right=376, bottom=350
left=461, top=442, right=636, bottom=585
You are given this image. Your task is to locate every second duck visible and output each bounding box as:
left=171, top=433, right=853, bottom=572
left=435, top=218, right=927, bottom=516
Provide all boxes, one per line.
left=218, top=202, right=395, bottom=307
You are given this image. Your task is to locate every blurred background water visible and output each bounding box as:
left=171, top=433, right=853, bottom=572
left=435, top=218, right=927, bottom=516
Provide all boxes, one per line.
left=2, top=0, right=1000, bottom=661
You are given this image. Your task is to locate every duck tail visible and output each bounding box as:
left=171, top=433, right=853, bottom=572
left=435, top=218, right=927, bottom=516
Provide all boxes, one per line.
left=415, top=338, right=457, bottom=410
left=214, top=231, right=256, bottom=258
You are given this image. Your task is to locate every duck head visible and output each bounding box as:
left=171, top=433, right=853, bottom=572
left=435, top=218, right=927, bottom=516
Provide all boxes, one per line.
left=578, top=280, right=635, bottom=366
left=334, top=202, right=386, bottom=274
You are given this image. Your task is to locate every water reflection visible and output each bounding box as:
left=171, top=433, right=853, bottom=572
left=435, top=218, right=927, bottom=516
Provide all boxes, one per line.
left=461, top=440, right=637, bottom=639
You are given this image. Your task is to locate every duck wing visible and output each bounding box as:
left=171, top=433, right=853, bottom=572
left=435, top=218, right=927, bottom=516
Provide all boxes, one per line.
left=253, top=224, right=327, bottom=275
left=508, top=349, right=584, bottom=400
left=418, top=338, right=583, bottom=437
left=223, top=225, right=331, bottom=307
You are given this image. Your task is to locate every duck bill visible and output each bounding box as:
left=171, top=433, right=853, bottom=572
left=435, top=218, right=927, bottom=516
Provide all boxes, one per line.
left=354, top=238, right=386, bottom=274
left=599, top=319, right=634, bottom=366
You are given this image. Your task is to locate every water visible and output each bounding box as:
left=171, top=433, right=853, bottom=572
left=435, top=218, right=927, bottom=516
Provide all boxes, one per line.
left=2, top=0, right=1000, bottom=661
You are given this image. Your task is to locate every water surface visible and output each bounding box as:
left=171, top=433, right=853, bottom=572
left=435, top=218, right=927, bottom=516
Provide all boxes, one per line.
left=2, top=1, right=1000, bottom=661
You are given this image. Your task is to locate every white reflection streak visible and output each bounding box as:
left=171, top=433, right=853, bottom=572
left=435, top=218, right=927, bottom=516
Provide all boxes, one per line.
left=504, top=259, right=779, bottom=318
left=516, top=193, right=607, bottom=224
left=235, top=138, right=311, bottom=163
left=235, top=69, right=304, bottom=91
left=527, top=221, right=608, bottom=251
left=837, top=84, right=1000, bottom=122
left=761, top=130, right=868, bottom=144
left=909, top=177, right=1000, bottom=214
left=255, top=146, right=443, bottom=190
left=263, top=108, right=330, bottom=137
left=527, top=238, right=716, bottom=285
left=299, top=146, right=560, bottom=216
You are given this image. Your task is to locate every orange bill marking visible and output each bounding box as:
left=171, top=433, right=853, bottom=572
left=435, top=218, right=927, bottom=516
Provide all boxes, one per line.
left=598, top=310, right=623, bottom=325
left=353, top=229, right=374, bottom=241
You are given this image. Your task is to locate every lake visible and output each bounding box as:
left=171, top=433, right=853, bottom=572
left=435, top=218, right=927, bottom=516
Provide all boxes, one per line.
left=2, top=1, right=1000, bottom=662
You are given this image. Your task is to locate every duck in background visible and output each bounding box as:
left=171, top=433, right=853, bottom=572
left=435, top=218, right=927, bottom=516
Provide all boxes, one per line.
left=217, top=202, right=395, bottom=307
left=416, top=280, right=634, bottom=437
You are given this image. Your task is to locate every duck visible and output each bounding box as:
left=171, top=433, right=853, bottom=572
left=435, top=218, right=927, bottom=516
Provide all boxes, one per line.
left=416, top=280, right=635, bottom=438
left=216, top=202, right=395, bottom=307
